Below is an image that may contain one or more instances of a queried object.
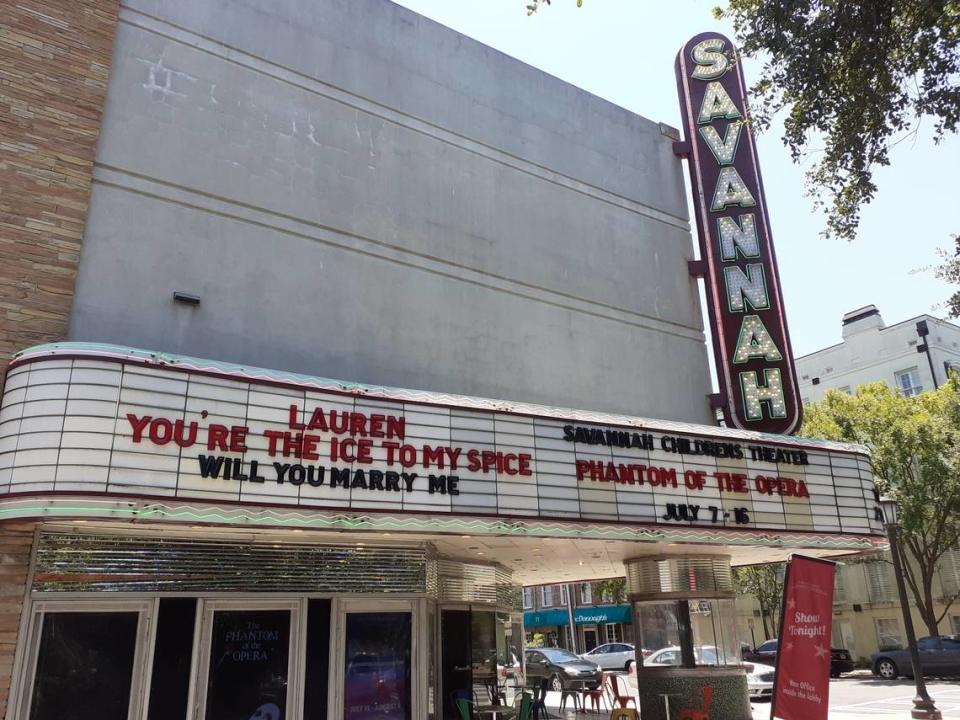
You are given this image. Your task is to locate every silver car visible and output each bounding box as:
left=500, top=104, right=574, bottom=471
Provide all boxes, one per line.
left=579, top=643, right=636, bottom=671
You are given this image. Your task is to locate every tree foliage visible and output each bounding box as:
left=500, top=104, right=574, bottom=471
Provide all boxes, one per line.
left=933, top=234, right=960, bottom=318
left=802, top=378, right=960, bottom=636
left=595, top=577, right=626, bottom=604
left=715, top=1, right=960, bottom=242
left=733, top=563, right=784, bottom=640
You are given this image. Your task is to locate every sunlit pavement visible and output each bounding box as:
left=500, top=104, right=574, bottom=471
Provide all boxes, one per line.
left=750, top=674, right=960, bottom=719
left=535, top=672, right=960, bottom=719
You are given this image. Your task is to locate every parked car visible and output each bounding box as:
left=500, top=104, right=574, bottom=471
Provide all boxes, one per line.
left=644, top=645, right=721, bottom=667
left=743, top=639, right=854, bottom=678
left=578, top=643, right=637, bottom=671
left=744, top=662, right=776, bottom=701
left=872, top=635, right=960, bottom=680
left=524, top=647, right=602, bottom=692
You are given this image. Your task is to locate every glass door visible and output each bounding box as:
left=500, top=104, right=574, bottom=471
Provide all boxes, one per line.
left=192, top=600, right=302, bottom=720
left=332, top=600, right=420, bottom=720
left=15, top=600, right=154, bottom=720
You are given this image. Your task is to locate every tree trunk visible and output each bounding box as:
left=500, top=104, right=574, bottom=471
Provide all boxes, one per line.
left=916, top=560, right=941, bottom=638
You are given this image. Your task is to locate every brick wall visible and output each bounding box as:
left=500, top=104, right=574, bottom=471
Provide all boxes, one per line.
left=0, top=0, right=120, bottom=383
left=0, top=523, right=36, bottom=719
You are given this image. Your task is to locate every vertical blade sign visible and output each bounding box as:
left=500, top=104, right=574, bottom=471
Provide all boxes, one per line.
left=675, top=34, right=803, bottom=434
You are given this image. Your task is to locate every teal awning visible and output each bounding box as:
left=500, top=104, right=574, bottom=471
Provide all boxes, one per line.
left=573, top=605, right=632, bottom=625
left=523, top=608, right=569, bottom=627
left=524, top=605, right=631, bottom=627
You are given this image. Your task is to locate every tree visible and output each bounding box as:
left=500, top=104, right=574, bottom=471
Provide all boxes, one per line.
left=718, top=1, right=960, bottom=244
left=733, top=563, right=784, bottom=639
left=802, top=379, right=960, bottom=637
left=595, top=577, right=626, bottom=604
left=933, top=234, right=960, bottom=318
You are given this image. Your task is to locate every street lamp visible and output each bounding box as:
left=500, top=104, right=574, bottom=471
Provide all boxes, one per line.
left=879, top=497, right=942, bottom=720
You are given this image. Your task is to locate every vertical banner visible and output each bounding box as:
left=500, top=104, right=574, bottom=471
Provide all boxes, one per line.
left=771, top=555, right=835, bottom=720
left=675, top=33, right=803, bottom=434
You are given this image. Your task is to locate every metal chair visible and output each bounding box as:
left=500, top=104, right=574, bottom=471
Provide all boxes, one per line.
left=606, top=673, right=637, bottom=710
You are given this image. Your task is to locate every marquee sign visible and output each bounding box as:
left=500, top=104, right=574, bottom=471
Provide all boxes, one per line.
left=0, top=344, right=881, bottom=538
left=676, top=33, right=803, bottom=434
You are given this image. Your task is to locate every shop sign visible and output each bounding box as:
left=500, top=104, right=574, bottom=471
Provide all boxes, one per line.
left=771, top=555, right=835, bottom=720
left=675, top=33, right=803, bottom=435
left=0, top=348, right=881, bottom=536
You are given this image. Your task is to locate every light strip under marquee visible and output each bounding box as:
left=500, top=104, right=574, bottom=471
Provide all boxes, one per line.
left=0, top=496, right=883, bottom=551
left=676, top=33, right=803, bottom=434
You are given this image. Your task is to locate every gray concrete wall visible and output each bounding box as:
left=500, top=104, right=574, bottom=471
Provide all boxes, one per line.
left=69, top=0, right=713, bottom=422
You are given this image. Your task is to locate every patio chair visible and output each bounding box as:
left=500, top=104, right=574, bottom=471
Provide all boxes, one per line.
left=581, top=678, right=606, bottom=713
left=455, top=697, right=473, bottom=720
left=517, top=692, right=534, bottom=720
left=678, top=685, right=713, bottom=720
left=606, top=673, right=637, bottom=710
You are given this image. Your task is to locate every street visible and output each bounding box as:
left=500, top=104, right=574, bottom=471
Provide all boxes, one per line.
left=537, top=672, right=959, bottom=719
left=751, top=673, right=960, bottom=719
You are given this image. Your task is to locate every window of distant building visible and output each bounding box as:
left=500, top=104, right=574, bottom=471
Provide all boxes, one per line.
left=833, top=566, right=847, bottom=604
left=894, top=367, right=923, bottom=397
left=866, top=561, right=896, bottom=603
left=560, top=584, right=569, bottom=606
left=875, top=618, right=902, bottom=651
left=541, top=586, right=554, bottom=607
left=523, top=588, right=534, bottom=609
left=579, top=583, right=593, bottom=606
left=837, top=386, right=851, bottom=394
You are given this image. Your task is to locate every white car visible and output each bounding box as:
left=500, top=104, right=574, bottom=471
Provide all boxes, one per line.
left=745, top=662, right=775, bottom=701
left=643, top=645, right=719, bottom=667
left=579, top=643, right=636, bottom=671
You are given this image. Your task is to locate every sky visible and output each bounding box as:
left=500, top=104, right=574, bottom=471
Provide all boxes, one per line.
left=391, top=0, right=959, bottom=357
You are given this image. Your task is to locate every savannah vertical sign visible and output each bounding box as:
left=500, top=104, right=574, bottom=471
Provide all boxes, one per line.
left=675, top=33, right=803, bottom=434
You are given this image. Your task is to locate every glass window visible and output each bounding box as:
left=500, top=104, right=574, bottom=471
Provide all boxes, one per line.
left=952, top=616, right=960, bottom=635
left=29, top=611, right=139, bottom=720
left=605, top=624, right=622, bottom=643
left=866, top=561, right=896, bottom=602
left=833, top=566, right=847, bottom=604
left=344, top=612, right=411, bottom=720
left=541, top=586, right=554, bottom=607
left=206, top=610, right=291, bottom=720
left=560, top=585, right=569, bottom=606
left=875, top=618, right=902, bottom=650
left=522, top=588, right=534, bottom=609
left=894, top=367, right=923, bottom=397
left=636, top=603, right=681, bottom=654
left=938, top=547, right=960, bottom=598
left=580, top=583, right=593, bottom=606
left=837, top=386, right=851, bottom=394
left=757, top=640, right=778, bottom=653
left=917, top=637, right=940, bottom=651
left=689, top=598, right=739, bottom=666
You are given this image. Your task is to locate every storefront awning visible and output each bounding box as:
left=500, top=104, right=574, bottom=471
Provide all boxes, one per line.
left=524, top=605, right=632, bottom=628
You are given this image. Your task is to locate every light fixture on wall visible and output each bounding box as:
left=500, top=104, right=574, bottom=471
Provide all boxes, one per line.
left=173, top=291, right=201, bottom=306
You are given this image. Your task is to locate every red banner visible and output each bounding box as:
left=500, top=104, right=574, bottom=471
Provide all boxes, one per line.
left=771, top=555, right=835, bottom=720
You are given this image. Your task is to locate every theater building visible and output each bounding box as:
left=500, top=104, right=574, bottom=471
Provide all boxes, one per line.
left=0, top=1, right=885, bottom=720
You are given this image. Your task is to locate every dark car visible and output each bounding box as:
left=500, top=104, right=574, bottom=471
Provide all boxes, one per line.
left=743, top=638, right=855, bottom=678
left=524, top=648, right=602, bottom=693
left=872, top=635, right=960, bottom=680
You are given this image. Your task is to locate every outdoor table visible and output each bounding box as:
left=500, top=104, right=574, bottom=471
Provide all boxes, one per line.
left=475, top=705, right=515, bottom=720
